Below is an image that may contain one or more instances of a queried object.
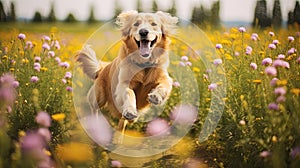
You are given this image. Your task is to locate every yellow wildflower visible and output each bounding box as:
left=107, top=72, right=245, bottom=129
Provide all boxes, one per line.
left=291, top=88, right=300, bottom=96
left=41, top=67, right=48, bottom=72
left=2, top=55, right=8, bottom=60
left=192, top=67, right=200, bottom=73
left=253, top=80, right=262, bottom=84
left=52, top=113, right=66, bottom=121
left=18, top=130, right=26, bottom=137
left=56, top=142, right=93, bottom=162
left=225, top=53, right=233, bottom=60
left=43, top=149, right=51, bottom=156
left=276, top=80, right=288, bottom=86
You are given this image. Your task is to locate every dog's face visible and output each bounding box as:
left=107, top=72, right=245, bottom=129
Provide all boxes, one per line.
left=116, top=11, right=178, bottom=59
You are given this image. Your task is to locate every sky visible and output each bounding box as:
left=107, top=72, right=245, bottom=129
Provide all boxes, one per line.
left=0, top=0, right=298, bottom=22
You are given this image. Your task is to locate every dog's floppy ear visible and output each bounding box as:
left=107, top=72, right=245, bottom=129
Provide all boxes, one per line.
left=156, top=11, right=178, bottom=35
left=116, top=10, right=138, bottom=36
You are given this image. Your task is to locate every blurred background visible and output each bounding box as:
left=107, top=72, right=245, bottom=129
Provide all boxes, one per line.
left=0, top=0, right=300, bottom=28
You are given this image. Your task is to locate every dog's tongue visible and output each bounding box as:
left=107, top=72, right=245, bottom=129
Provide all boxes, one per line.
left=140, top=40, right=151, bottom=57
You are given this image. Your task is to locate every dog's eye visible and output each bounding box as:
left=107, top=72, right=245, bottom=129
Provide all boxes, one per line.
left=151, top=22, right=157, bottom=26
left=134, top=22, right=139, bottom=26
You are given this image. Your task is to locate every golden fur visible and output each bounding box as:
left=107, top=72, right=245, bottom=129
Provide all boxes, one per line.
left=76, top=11, right=178, bottom=128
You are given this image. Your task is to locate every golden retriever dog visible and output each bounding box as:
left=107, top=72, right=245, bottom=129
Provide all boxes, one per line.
left=76, top=11, right=178, bottom=129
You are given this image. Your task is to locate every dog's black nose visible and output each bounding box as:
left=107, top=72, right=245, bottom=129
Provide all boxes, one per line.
left=139, top=29, right=149, bottom=37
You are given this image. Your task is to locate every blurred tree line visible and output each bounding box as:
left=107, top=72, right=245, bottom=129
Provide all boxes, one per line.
left=253, top=0, right=300, bottom=28
left=1, top=0, right=300, bottom=28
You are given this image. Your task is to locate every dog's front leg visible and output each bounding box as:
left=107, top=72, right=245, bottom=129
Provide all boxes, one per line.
left=115, top=82, right=138, bottom=121
left=148, top=72, right=173, bottom=106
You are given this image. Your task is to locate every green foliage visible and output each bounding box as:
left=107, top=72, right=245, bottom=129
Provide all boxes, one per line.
left=8, top=2, right=16, bottom=22
left=64, top=13, right=77, bottom=22
left=253, top=0, right=271, bottom=28
left=272, top=0, right=282, bottom=28
left=32, top=11, right=42, bottom=22
left=47, top=3, right=56, bottom=22
left=167, top=0, right=177, bottom=16
left=0, top=1, right=6, bottom=22
left=88, top=6, right=96, bottom=23
left=152, top=0, right=158, bottom=12
left=205, top=28, right=300, bottom=167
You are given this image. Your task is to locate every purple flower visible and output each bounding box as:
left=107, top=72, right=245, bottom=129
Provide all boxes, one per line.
left=42, top=43, right=50, bottom=50
left=43, top=35, right=51, bottom=42
left=25, top=41, right=33, bottom=49
left=215, top=44, right=223, bottom=49
left=0, top=74, right=17, bottom=105
left=172, top=81, right=180, bottom=87
left=288, top=48, right=296, bottom=55
left=269, top=32, right=275, bottom=36
left=297, top=57, right=300, bottom=63
left=276, top=95, right=286, bottom=103
left=18, top=33, right=26, bottom=40
left=268, top=44, right=277, bottom=50
left=59, top=62, right=70, bottom=68
left=34, top=56, right=41, bottom=62
left=83, top=115, right=113, bottom=146
left=170, top=104, right=197, bottom=125
left=265, top=67, right=277, bottom=76
left=64, top=72, right=72, bottom=79
left=54, top=40, right=61, bottom=50
left=35, top=111, right=51, bottom=127
left=213, top=58, right=222, bottom=65
left=206, top=69, right=212, bottom=73
left=277, top=54, right=285, bottom=59
left=30, top=76, right=39, bottom=83
left=260, top=151, right=271, bottom=157
left=251, top=33, right=259, bottom=39
left=272, top=40, right=279, bottom=45
left=234, top=51, right=240, bottom=56
left=179, top=61, right=186, bottom=67
left=146, top=118, right=170, bottom=136
left=268, top=103, right=279, bottom=110
left=61, top=79, right=67, bottom=84
left=262, top=58, right=272, bottom=65
left=273, top=60, right=290, bottom=68
left=186, top=61, right=192, bottom=66
left=34, top=62, right=41, bottom=69
left=66, top=86, right=72, bottom=92
left=246, top=46, right=252, bottom=55
left=290, top=147, right=300, bottom=158
left=270, top=78, right=278, bottom=86
left=55, top=57, right=61, bottom=63
left=111, top=160, right=122, bottom=168
left=238, top=27, right=246, bottom=33
left=21, top=132, right=47, bottom=159
left=37, top=128, right=51, bottom=142
left=274, top=87, right=286, bottom=95
left=181, top=56, right=188, bottom=61
left=208, top=83, right=218, bottom=91
left=250, top=63, right=257, bottom=70
left=12, top=81, right=19, bottom=88
left=288, top=36, right=295, bottom=42
left=48, top=51, right=55, bottom=57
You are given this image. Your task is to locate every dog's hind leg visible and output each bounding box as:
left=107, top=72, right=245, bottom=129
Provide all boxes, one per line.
left=87, top=84, right=99, bottom=118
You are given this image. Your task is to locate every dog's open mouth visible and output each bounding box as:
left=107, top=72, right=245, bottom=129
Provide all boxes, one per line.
left=135, top=37, right=157, bottom=57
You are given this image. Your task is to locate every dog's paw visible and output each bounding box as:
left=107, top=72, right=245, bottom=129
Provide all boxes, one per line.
left=148, top=88, right=167, bottom=105
left=122, top=107, right=138, bottom=121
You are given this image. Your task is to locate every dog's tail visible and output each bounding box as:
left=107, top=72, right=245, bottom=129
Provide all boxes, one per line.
left=76, top=45, right=103, bottom=79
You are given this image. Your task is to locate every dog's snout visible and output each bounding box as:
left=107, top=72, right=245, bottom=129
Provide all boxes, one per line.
left=139, top=29, right=149, bottom=37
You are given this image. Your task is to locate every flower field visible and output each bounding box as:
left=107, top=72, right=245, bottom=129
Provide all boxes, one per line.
left=0, top=23, right=300, bottom=168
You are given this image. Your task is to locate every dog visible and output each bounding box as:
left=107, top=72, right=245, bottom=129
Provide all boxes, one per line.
left=76, top=11, right=178, bottom=129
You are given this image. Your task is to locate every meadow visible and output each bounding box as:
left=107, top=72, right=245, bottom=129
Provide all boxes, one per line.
left=0, top=22, right=300, bottom=168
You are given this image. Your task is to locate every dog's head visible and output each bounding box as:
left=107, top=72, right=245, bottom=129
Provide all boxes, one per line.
left=116, top=11, right=178, bottom=59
